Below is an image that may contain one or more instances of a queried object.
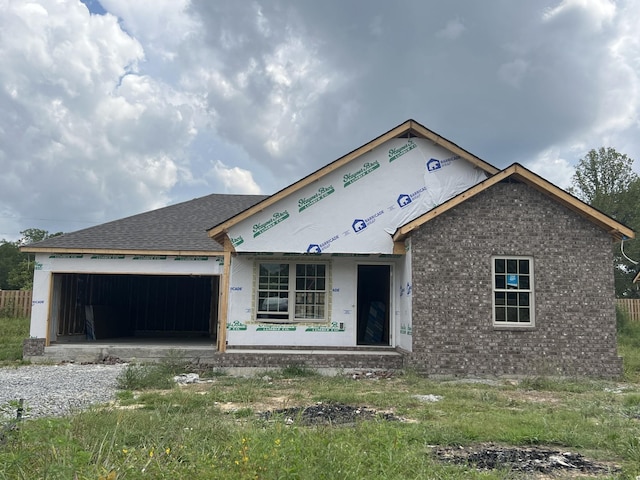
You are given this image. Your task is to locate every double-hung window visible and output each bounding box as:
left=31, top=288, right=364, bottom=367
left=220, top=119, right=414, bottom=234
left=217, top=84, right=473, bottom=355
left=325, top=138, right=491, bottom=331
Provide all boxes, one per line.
left=492, top=257, right=534, bottom=326
left=257, top=262, right=327, bottom=322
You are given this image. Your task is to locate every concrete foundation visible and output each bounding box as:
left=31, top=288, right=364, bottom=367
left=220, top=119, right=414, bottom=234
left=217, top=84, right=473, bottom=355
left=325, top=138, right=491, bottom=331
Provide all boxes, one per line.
left=24, top=340, right=404, bottom=371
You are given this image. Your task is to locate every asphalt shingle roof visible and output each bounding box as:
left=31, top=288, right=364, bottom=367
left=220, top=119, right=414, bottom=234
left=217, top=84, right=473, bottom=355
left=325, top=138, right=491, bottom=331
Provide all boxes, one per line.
left=28, top=194, right=267, bottom=253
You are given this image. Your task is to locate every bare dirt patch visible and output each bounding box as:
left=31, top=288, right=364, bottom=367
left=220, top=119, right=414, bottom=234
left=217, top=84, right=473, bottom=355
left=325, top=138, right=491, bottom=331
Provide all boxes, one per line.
left=504, top=390, right=566, bottom=406
left=259, top=402, right=403, bottom=426
left=433, top=443, right=619, bottom=478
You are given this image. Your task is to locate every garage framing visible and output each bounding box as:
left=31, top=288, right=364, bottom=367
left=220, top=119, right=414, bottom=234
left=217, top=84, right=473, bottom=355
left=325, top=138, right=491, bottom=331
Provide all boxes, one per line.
left=50, top=272, right=219, bottom=342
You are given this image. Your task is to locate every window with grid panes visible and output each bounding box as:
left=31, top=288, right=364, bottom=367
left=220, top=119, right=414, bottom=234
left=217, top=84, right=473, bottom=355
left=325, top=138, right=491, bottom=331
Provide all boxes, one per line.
left=256, top=262, right=327, bottom=322
left=492, top=257, right=534, bottom=326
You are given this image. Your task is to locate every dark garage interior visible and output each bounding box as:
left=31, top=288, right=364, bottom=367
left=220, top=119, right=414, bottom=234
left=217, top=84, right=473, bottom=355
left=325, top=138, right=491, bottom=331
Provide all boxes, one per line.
left=50, top=273, right=218, bottom=342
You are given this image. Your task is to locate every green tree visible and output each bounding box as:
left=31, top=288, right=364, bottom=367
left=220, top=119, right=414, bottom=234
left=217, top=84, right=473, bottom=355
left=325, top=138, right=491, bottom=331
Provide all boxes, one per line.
left=0, top=240, right=22, bottom=289
left=0, top=229, right=63, bottom=290
left=570, top=147, right=640, bottom=297
left=17, top=228, right=61, bottom=246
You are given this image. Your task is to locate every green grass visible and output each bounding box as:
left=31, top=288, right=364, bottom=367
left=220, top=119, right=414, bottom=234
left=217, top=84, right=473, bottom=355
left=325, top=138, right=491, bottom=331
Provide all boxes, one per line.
left=1, top=315, right=640, bottom=478
left=618, top=307, right=640, bottom=382
left=2, top=372, right=640, bottom=478
left=0, top=316, right=29, bottom=365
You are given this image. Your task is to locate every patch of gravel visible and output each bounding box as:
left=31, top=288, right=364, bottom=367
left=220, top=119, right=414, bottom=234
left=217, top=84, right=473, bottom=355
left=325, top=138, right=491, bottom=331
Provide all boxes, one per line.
left=0, top=363, right=128, bottom=420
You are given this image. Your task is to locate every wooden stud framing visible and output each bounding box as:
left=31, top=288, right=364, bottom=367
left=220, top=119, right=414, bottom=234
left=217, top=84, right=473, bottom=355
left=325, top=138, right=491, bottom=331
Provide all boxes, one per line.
left=216, top=236, right=233, bottom=353
left=45, top=274, right=54, bottom=347
left=392, top=240, right=406, bottom=255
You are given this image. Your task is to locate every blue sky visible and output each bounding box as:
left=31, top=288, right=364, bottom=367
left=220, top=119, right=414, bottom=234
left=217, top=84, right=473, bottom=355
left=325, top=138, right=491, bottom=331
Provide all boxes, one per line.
left=1, top=0, right=639, bottom=240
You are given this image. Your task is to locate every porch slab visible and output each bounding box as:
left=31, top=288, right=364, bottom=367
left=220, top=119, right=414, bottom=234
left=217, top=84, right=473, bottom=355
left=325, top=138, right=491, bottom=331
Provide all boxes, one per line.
left=26, top=341, right=405, bottom=371
left=29, top=341, right=217, bottom=364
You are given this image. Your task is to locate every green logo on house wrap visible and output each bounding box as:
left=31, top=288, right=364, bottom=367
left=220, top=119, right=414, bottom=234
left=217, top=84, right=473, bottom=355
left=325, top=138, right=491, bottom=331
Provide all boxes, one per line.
left=90, top=255, right=125, bottom=260
left=252, top=210, right=290, bottom=238
left=298, top=185, right=335, bottom=212
left=174, top=256, right=209, bottom=261
left=343, top=160, right=380, bottom=187
left=388, top=139, right=417, bottom=162
left=305, top=322, right=344, bottom=332
left=256, top=324, right=297, bottom=332
left=227, top=321, right=248, bottom=331
left=230, top=235, right=244, bottom=247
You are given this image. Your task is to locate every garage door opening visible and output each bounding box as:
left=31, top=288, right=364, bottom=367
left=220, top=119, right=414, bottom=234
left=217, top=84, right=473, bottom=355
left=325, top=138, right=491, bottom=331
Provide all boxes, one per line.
left=50, top=273, right=218, bottom=343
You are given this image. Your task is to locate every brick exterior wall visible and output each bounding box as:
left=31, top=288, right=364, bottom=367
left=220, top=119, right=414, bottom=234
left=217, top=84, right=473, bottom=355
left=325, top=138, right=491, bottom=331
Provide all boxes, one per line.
left=407, top=181, right=622, bottom=378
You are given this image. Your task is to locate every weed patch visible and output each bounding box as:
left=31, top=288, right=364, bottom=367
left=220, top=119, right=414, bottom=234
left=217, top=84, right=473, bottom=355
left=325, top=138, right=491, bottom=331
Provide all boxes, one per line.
left=0, top=316, right=29, bottom=364
left=116, top=364, right=175, bottom=390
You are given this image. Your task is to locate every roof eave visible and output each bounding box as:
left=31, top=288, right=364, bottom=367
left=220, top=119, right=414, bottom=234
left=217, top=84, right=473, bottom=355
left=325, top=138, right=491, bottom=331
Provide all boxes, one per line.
left=20, top=247, right=224, bottom=256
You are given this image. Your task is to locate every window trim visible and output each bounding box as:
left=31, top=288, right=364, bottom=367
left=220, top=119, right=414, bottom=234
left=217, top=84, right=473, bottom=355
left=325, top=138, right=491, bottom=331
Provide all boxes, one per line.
left=255, top=261, right=330, bottom=324
left=491, top=256, right=535, bottom=328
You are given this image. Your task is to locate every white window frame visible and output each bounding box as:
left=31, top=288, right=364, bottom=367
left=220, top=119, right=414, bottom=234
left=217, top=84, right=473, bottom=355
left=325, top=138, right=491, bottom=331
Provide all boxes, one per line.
left=255, top=261, right=329, bottom=323
left=491, top=256, right=534, bottom=327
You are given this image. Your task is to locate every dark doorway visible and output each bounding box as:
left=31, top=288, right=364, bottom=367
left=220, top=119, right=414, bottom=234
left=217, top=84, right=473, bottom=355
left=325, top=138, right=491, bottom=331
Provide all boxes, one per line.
left=357, top=265, right=390, bottom=345
left=50, top=273, right=218, bottom=342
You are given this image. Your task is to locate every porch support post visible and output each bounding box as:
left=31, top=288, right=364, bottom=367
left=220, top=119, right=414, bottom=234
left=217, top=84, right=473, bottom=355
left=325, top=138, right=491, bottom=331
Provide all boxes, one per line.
left=216, top=236, right=233, bottom=353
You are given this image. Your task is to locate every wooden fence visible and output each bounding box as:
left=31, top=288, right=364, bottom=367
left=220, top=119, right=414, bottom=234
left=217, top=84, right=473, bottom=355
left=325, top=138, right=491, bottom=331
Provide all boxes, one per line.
left=0, top=290, right=32, bottom=318
left=617, top=299, right=640, bottom=321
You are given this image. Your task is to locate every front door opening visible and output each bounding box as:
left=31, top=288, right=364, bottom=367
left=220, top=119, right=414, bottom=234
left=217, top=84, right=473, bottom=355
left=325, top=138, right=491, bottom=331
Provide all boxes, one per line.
left=357, top=265, right=391, bottom=345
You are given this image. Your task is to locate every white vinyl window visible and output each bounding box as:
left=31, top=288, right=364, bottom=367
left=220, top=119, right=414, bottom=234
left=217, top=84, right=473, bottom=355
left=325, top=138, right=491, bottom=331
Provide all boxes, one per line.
left=492, top=257, right=534, bottom=326
left=256, top=262, right=327, bottom=322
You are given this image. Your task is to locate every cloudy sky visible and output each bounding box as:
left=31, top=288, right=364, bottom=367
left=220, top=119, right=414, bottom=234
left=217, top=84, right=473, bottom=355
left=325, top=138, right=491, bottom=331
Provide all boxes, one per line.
left=1, top=0, right=639, bottom=240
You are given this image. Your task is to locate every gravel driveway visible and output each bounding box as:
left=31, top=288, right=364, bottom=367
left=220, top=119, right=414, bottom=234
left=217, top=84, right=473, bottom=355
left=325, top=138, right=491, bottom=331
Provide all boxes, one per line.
left=0, top=363, right=128, bottom=420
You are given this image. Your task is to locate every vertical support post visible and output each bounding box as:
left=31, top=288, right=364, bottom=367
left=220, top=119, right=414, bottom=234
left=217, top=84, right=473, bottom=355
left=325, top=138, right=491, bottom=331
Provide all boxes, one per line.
left=45, top=272, right=54, bottom=347
left=216, top=236, right=233, bottom=353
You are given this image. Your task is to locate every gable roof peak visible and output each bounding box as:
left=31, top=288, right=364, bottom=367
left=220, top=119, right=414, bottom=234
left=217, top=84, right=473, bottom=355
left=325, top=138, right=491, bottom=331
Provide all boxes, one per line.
left=208, top=119, right=499, bottom=241
left=393, top=162, right=635, bottom=243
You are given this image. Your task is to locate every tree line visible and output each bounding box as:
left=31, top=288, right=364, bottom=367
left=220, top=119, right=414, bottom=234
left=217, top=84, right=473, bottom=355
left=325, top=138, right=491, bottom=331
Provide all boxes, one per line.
left=0, top=148, right=638, bottom=296
left=0, top=228, right=61, bottom=290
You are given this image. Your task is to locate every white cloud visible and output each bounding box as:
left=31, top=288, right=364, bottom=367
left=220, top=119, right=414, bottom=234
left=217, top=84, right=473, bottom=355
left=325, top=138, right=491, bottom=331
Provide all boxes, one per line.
left=209, top=160, right=261, bottom=194
left=594, top=3, right=640, bottom=135
left=179, top=4, right=339, bottom=174
left=543, top=0, right=616, bottom=30
left=525, top=150, right=576, bottom=189
left=0, top=0, right=202, bottom=234
left=98, top=0, right=200, bottom=61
